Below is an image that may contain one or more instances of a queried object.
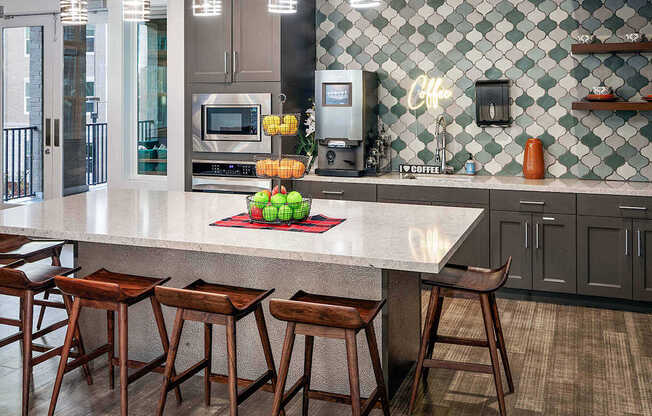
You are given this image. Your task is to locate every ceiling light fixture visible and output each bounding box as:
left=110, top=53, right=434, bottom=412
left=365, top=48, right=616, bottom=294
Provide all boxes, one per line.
left=193, top=0, right=222, bottom=16
left=350, top=0, right=382, bottom=8
left=268, top=0, right=297, bottom=14
left=123, top=0, right=151, bottom=22
left=60, top=0, right=89, bottom=25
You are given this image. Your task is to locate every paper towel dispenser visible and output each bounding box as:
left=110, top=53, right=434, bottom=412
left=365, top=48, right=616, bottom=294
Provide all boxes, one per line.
left=475, top=80, right=512, bottom=127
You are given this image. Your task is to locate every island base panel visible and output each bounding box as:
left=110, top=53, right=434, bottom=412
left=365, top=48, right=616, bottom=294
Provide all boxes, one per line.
left=75, top=242, right=420, bottom=398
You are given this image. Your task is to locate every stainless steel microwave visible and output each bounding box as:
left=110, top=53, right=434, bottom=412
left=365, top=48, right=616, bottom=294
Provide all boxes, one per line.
left=192, top=93, right=272, bottom=154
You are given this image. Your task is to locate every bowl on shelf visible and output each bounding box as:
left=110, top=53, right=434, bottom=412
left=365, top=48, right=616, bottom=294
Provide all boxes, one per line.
left=254, top=155, right=309, bottom=179
left=246, top=195, right=312, bottom=225
left=586, top=94, right=617, bottom=102
left=262, top=114, right=300, bottom=136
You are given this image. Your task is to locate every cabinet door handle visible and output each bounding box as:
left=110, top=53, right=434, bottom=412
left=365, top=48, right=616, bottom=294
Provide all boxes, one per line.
left=625, top=229, right=630, bottom=256
left=233, top=51, right=237, bottom=73
left=619, top=206, right=647, bottom=211
left=45, top=118, right=51, bottom=146
left=524, top=221, right=529, bottom=249
left=542, top=216, right=555, bottom=221
left=224, top=51, right=229, bottom=74
left=54, top=119, right=60, bottom=147
left=322, top=190, right=344, bottom=196
left=535, top=223, right=540, bottom=249
left=519, top=200, right=545, bottom=206
left=638, top=229, right=642, bottom=257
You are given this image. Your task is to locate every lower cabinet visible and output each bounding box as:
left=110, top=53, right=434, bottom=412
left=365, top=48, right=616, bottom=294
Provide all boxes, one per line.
left=578, top=216, right=652, bottom=301
left=491, top=211, right=577, bottom=293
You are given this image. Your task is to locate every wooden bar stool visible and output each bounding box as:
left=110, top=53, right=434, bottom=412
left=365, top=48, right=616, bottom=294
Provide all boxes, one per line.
left=408, top=258, right=514, bottom=416
left=47, top=269, right=182, bottom=416
left=154, top=279, right=282, bottom=416
left=0, top=260, right=91, bottom=416
left=0, top=234, right=67, bottom=330
left=269, top=291, right=390, bottom=416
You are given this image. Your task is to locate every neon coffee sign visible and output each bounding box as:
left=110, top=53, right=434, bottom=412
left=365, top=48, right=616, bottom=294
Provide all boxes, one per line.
left=407, top=75, right=453, bottom=111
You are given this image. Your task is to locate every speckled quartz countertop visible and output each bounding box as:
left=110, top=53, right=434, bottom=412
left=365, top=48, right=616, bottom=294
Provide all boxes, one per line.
left=0, top=189, right=484, bottom=274
left=299, top=173, right=652, bottom=197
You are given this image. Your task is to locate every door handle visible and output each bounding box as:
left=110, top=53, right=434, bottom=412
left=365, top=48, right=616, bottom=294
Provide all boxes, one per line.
left=625, top=229, right=630, bottom=256
left=322, top=191, right=344, bottom=196
left=535, top=223, right=540, bottom=249
left=54, top=119, right=60, bottom=147
left=519, top=200, right=545, bottom=206
left=638, top=229, right=642, bottom=257
left=224, top=51, right=228, bottom=74
left=524, top=221, right=529, bottom=249
left=45, top=118, right=51, bottom=146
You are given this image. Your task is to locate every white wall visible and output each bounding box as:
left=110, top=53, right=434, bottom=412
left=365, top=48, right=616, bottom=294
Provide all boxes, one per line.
left=1, top=1, right=59, bottom=14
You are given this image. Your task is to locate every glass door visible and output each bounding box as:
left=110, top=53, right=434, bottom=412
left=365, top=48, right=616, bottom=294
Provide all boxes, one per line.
left=0, top=16, right=58, bottom=201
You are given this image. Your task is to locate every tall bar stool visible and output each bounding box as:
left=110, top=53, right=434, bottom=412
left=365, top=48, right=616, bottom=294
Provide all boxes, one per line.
left=48, top=269, right=182, bottom=416
left=408, top=258, right=514, bottom=416
left=0, top=234, right=67, bottom=330
left=269, top=291, right=390, bottom=416
left=154, top=280, right=282, bottom=416
left=0, top=260, right=92, bottom=416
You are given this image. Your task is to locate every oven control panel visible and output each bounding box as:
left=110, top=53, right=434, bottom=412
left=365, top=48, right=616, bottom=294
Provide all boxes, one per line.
left=192, top=162, right=257, bottom=178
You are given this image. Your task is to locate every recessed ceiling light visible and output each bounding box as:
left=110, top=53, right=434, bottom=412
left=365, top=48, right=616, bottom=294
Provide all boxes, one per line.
left=193, top=0, right=222, bottom=16
left=60, top=0, right=89, bottom=25
left=350, top=0, right=382, bottom=8
left=123, top=0, right=151, bottom=22
left=268, top=0, right=297, bottom=14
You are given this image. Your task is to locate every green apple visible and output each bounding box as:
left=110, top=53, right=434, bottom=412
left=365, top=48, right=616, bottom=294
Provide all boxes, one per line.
left=293, top=202, right=310, bottom=220
left=262, top=205, right=278, bottom=222
left=270, top=193, right=287, bottom=206
left=278, top=205, right=293, bottom=221
left=253, top=191, right=269, bottom=208
left=286, top=191, right=302, bottom=209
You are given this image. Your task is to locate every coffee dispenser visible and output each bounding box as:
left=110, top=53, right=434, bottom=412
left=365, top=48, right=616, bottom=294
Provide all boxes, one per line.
left=315, top=70, right=378, bottom=177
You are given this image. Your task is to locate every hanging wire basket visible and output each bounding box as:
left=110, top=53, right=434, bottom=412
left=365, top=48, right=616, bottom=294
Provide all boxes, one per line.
left=254, top=155, right=309, bottom=179
left=262, top=113, right=301, bottom=136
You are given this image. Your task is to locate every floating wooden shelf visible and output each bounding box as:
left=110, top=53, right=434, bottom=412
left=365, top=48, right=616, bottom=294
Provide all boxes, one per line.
left=571, top=41, right=652, bottom=54
left=572, top=101, right=652, bottom=111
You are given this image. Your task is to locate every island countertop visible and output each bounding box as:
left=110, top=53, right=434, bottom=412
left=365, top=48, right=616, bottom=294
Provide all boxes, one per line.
left=0, top=188, right=484, bottom=274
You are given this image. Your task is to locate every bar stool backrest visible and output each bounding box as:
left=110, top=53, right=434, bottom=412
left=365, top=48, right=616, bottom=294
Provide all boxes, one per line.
left=269, top=298, right=366, bottom=329
left=155, top=286, right=237, bottom=315
left=477, top=256, right=512, bottom=292
left=0, top=264, right=30, bottom=289
left=0, top=234, right=30, bottom=252
left=55, top=275, right=124, bottom=302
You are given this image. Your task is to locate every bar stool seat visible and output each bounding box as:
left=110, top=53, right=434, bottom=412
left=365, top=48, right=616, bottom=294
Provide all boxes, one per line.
left=0, top=261, right=91, bottom=416
left=269, top=291, right=390, bottom=416
left=154, top=280, right=281, bottom=416
left=48, top=269, right=180, bottom=416
left=409, top=258, right=514, bottom=416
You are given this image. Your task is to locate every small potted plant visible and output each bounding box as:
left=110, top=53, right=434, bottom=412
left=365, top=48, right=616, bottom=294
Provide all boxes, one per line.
left=296, top=102, right=317, bottom=173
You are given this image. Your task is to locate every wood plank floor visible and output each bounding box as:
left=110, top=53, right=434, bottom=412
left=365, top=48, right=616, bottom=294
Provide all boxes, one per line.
left=1, top=291, right=650, bottom=415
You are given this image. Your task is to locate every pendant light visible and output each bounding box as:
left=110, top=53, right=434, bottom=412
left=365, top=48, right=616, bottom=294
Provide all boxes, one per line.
left=193, top=0, right=222, bottom=16
left=123, top=0, right=151, bottom=22
left=268, top=0, right=297, bottom=14
left=60, top=0, right=89, bottom=25
left=350, top=0, right=382, bottom=8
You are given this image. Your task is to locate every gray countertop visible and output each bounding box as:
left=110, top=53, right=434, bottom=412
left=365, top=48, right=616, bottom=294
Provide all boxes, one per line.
left=298, top=173, right=652, bottom=197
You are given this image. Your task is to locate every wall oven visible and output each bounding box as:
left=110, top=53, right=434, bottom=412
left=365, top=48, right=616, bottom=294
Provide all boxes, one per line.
left=192, top=93, right=272, bottom=154
left=191, top=161, right=271, bottom=195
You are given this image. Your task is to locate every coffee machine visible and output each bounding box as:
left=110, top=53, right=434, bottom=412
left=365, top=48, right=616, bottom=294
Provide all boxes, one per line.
left=315, top=70, right=378, bottom=177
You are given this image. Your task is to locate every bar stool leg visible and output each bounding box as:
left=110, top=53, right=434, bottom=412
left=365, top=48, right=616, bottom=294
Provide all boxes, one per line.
left=365, top=324, right=390, bottom=416
left=490, top=294, right=514, bottom=393
left=118, top=303, right=129, bottom=416
left=48, top=298, right=82, bottom=416
left=204, top=323, right=212, bottom=406
left=480, top=294, right=506, bottom=416
left=107, top=310, right=115, bottom=390
left=226, top=316, right=238, bottom=416
left=157, top=309, right=184, bottom=416
left=302, top=335, right=314, bottom=416
left=35, top=289, right=50, bottom=330
left=21, top=290, right=34, bottom=416
left=151, top=297, right=182, bottom=404
left=62, top=294, right=93, bottom=385
left=253, top=306, right=285, bottom=416
left=344, top=329, right=361, bottom=416
left=423, top=294, right=444, bottom=384
left=408, top=286, right=440, bottom=414
left=271, top=323, right=296, bottom=416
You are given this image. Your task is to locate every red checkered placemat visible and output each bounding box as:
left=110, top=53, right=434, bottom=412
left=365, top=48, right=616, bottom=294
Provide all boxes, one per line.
left=210, top=213, right=346, bottom=234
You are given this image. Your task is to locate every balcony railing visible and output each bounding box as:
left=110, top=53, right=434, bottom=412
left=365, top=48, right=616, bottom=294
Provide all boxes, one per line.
left=3, top=126, right=36, bottom=201
left=86, top=122, right=108, bottom=186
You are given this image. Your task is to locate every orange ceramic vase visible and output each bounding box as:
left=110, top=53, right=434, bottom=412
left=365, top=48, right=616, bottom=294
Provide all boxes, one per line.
left=523, top=138, right=544, bottom=179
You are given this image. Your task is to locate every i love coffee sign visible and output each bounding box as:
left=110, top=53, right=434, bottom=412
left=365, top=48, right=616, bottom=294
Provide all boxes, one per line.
left=400, top=164, right=442, bottom=175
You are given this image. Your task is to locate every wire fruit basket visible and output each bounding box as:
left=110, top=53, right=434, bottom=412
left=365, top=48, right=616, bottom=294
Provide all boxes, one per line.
left=246, top=195, right=312, bottom=225
left=254, top=155, right=309, bottom=179
left=262, top=113, right=301, bottom=136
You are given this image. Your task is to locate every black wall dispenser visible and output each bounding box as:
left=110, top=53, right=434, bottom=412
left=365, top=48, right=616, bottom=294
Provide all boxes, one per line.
left=475, top=80, right=512, bottom=126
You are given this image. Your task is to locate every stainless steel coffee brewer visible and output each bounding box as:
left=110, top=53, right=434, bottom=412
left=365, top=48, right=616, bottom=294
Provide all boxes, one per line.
left=314, top=70, right=378, bottom=177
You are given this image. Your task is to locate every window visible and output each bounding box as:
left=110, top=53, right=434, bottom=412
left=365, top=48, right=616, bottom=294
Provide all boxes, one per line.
left=23, top=78, right=30, bottom=115
left=86, top=81, right=95, bottom=97
left=86, top=26, right=95, bottom=53
left=136, top=18, right=167, bottom=176
left=24, top=28, right=30, bottom=56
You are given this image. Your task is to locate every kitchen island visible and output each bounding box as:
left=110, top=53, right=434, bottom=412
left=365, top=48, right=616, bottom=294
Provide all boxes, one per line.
left=0, top=189, right=484, bottom=397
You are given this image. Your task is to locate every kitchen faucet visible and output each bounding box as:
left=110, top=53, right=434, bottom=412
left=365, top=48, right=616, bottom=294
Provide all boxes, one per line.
left=435, top=115, right=447, bottom=173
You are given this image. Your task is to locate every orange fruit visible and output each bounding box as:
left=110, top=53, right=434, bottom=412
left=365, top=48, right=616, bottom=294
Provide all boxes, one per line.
left=256, top=159, right=266, bottom=176
left=268, top=159, right=279, bottom=176
left=292, top=160, right=306, bottom=178
left=279, top=159, right=294, bottom=179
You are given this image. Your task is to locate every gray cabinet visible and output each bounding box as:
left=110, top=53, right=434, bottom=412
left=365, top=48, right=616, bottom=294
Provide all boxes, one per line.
left=190, top=0, right=280, bottom=83
left=633, top=220, right=652, bottom=301
left=577, top=216, right=632, bottom=299
left=533, top=214, right=577, bottom=294
left=491, top=211, right=532, bottom=289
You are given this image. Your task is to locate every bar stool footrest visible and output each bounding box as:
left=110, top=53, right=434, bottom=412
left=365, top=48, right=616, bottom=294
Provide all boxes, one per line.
left=236, top=370, right=273, bottom=405
left=207, top=370, right=277, bottom=404
left=167, top=358, right=210, bottom=392
left=436, top=335, right=489, bottom=348
left=66, top=344, right=111, bottom=372
left=110, top=357, right=167, bottom=375
left=305, top=389, right=384, bottom=410
left=423, top=358, right=493, bottom=374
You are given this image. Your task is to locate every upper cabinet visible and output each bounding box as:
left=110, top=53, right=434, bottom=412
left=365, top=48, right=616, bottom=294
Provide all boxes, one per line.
left=190, top=0, right=280, bottom=84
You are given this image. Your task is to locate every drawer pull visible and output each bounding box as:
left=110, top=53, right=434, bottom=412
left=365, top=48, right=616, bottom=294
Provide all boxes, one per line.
left=618, top=206, right=647, bottom=211
left=519, top=200, right=545, bottom=206
left=322, top=191, right=344, bottom=196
